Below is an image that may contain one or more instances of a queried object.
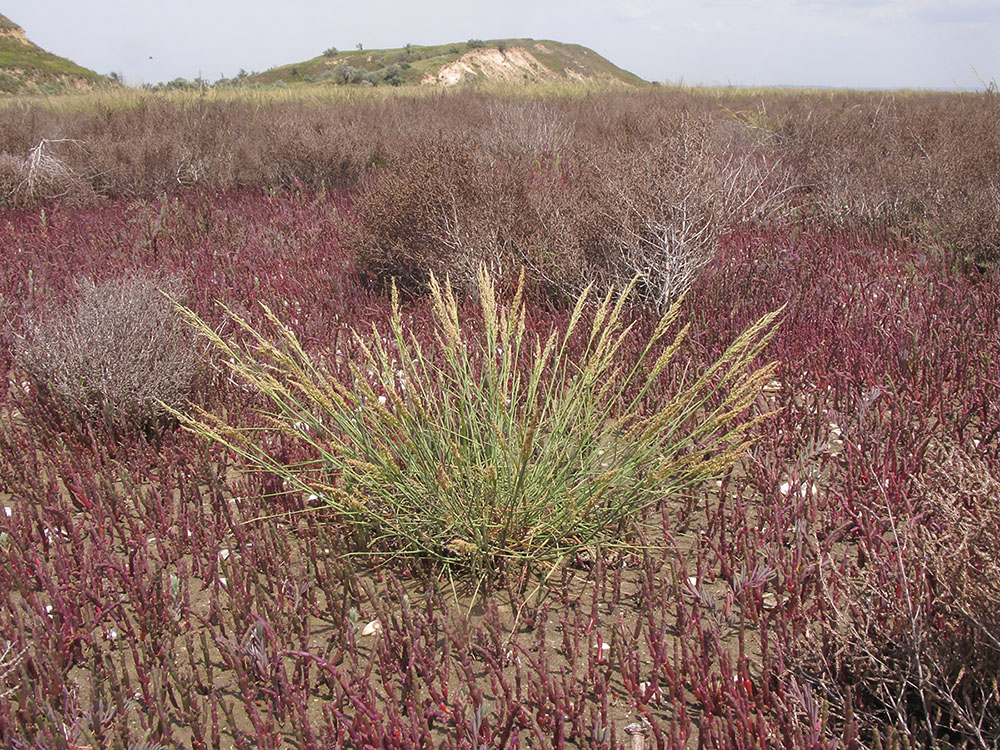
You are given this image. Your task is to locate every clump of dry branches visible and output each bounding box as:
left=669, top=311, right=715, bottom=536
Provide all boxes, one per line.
left=16, top=273, right=199, bottom=434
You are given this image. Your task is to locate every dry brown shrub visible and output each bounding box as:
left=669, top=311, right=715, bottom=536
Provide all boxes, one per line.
left=593, top=115, right=791, bottom=309
left=514, top=156, right=612, bottom=299
left=0, top=152, right=22, bottom=198
left=0, top=138, right=94, bottom=205
left=345, top=140, right=531, bottom=291
left=775, top=92, right=1000, bottom=267
left=920, top=96, right=1000, bottom=267
left=482, top=99, right=574, bottom=156
left=16, top=273, right=199, bottom=434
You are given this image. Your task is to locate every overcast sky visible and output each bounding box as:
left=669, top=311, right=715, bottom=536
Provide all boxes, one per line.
left=5, top=0, right=999, bottom=90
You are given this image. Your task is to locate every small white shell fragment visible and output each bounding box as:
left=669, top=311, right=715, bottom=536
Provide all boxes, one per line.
left=105, top=627, right=119, bottom=641
left=762, top=379, right=781, bottom=394
left=687, top=576, right=699, bottom=590
left=762, top=592, right=778, bottom=610
left=639, top=682, right=660, bottom=702
left=44, top=528, right=68, bottom=543
left=361, top=619, right=382, bottom=636
left=3, top=506, right=11, bottom=517
left=779, top=481, right=818, bottom=499
left=218, top=549, right=230, bottom=561
left=307, top=494, right=319, bottom=503
left=218, top=576, right=228, bottom=587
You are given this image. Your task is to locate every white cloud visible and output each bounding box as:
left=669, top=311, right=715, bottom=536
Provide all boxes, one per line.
left=676, top=19, right=728, bottom=33
left=915, top=0, right=1000, bottom=25
left=616, top=1, right=653, bottom=20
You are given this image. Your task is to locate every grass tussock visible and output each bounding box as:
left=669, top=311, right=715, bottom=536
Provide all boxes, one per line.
left=175, top=267, right=780, bottom=576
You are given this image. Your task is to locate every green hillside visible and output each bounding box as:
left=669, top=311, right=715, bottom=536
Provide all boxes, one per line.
left=239, top=38, right=646, bottom=88
left=0, top=14, right=113, bottom=95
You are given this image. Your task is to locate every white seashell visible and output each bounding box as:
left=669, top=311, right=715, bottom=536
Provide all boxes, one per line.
left=218, top=577, right=228, bottom=587
left=361, top=619, right=382, bottom=637
left=3, top=506, right=11, bottom=517
left=218, top=549, right=230, bottom=561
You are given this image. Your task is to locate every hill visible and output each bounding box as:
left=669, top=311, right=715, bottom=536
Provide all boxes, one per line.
left=241, top=38, right=645, bottom=88
left=0, top=14, right=112, bottom=95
